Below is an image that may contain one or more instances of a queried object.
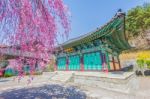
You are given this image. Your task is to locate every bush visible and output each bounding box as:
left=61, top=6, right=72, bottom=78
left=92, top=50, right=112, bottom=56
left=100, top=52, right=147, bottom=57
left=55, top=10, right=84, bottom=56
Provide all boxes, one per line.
left=4, top=73, right=13, bottom=77
left=4, top=68, right=14, bottom=77
left=146, top=60, right=150, bottom=69
left=136, top=59, right=144, bottom=69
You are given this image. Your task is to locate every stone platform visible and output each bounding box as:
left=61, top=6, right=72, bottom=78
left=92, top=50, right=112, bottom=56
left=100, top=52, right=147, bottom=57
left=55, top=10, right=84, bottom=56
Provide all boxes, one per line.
left=54, top=71, right=138, bottom=93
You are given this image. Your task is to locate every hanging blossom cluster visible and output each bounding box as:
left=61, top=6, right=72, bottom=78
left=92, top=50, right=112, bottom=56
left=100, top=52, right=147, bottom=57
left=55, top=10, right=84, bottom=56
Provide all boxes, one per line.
left=0, top=0, right=70, bottom=77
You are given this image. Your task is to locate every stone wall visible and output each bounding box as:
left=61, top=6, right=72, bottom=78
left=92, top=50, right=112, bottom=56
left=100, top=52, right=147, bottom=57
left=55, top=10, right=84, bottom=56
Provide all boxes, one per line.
left=73, top=72, right=138, bottom=93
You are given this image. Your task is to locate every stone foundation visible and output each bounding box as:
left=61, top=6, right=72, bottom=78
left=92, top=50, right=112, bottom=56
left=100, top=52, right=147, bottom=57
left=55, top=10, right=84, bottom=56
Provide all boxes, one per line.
left=73, top=72, right=138, bottom=93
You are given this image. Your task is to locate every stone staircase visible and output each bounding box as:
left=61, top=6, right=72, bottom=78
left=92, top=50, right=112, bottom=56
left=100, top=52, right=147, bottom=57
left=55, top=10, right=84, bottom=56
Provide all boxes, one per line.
left=50, top=71, right=73, bottom=83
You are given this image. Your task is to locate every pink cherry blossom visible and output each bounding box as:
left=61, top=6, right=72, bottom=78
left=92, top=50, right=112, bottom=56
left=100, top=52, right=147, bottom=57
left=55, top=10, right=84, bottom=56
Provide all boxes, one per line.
left=0, top=0, right=70, bottom=77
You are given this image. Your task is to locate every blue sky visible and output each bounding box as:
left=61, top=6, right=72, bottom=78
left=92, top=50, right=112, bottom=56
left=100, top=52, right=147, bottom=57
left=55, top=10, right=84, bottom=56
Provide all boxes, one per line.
left=57, top=0, right=150, bottom=44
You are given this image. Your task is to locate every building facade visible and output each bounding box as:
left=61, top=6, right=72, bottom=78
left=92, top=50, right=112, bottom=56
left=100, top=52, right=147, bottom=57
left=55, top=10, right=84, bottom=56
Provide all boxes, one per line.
left=54, top=12, right=130, bottom=71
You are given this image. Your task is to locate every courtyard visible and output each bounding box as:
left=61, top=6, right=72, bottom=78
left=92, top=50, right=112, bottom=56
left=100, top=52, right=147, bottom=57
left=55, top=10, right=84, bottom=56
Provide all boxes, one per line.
left=0, top=72, right=150, bottom=99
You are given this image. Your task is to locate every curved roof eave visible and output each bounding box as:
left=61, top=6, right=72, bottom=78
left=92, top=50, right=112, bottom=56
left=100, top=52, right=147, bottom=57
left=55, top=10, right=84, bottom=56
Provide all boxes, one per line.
left=56, top=12, right=130, bottom=51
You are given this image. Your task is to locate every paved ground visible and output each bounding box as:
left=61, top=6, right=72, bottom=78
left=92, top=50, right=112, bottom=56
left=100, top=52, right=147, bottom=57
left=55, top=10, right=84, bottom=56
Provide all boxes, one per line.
left=0, top=84, right=86, bottom=99
left=0, top=75, right=150, bottom=99
left=0, top=75, right=86, bottom=99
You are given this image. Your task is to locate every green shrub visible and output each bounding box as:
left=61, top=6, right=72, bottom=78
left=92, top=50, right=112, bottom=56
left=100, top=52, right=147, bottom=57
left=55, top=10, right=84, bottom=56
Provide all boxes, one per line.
left=4, top=73, right=13, bottom=77
left=136, top=59, right=145, bottom=69
left=4, top=68, right=14, bottom=77
left=146, top=60, right=150, bottom=69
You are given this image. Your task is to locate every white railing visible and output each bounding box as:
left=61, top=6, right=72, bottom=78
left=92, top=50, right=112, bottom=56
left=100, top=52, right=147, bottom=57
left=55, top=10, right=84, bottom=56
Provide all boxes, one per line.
left=0, top=48, right=37, bottom=58
left=0, top=47, right=53, bottom=60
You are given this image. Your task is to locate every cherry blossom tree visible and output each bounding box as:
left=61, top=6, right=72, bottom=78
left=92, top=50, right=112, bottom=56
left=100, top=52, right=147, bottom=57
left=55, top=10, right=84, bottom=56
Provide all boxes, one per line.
left=0, top=0, right=70, bottom=77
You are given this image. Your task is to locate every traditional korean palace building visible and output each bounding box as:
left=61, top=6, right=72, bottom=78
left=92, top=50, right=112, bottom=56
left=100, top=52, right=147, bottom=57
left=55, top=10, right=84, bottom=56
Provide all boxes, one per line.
left=54, top=12, right=131, bottom=71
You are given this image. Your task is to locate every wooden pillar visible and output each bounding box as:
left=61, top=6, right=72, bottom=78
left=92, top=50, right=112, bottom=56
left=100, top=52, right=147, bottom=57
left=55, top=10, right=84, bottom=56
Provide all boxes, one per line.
left=100, top=51, right=104, bottom=71
left=112, top=56, right=116, bottom=71
left=54, top=57, right=57, bottom=71
left=101, top=51, right=106, bottom=71
left=100, top=51, right=103, bottom=62
left=106, top=52, right=110, bottom=71
left=54, top=61, right=57, bottom=71
left=80, top=54, right=84, bottom=71
left=101, top=51, right=108, bottom=72
left=66, top=56, right=69, bottom=71
left=118, top=56, right=121, bottom=69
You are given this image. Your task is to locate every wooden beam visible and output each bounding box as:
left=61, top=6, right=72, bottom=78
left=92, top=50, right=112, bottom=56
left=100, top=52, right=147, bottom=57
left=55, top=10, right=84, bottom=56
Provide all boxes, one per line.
left=66, top=56, right=69, bottom=71
left=80, top=55, right=84, bottom=71
left=112, top=56, right=116, bottom=70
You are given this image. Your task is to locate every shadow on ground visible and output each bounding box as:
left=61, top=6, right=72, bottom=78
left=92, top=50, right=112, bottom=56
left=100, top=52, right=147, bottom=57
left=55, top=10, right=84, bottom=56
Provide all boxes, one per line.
left=0, top=84, right=86, bottom=99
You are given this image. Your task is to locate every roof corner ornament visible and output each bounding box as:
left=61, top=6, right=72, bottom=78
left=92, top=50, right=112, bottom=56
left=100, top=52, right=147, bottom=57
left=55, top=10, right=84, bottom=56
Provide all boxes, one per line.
left=118, top=8, right=122, bottom=13
left=116, top=9, right=125, bottom=17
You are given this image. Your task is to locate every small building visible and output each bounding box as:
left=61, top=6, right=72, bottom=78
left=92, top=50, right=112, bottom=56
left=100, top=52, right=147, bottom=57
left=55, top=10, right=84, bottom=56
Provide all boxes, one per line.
left=54, top=12, right=130, bottom=71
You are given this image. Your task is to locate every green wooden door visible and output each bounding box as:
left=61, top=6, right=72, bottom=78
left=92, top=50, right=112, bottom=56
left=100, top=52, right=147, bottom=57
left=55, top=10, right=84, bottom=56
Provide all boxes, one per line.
left=57, top=57, right=66, bottom=70
left=83, top=52, right=102, bottom=70
left=68, top=55, right=80, bottom=70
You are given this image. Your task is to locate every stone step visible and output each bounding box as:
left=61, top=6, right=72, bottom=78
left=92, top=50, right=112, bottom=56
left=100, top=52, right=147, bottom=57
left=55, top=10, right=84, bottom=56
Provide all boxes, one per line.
left=50, top=72, right=73, bottom=83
